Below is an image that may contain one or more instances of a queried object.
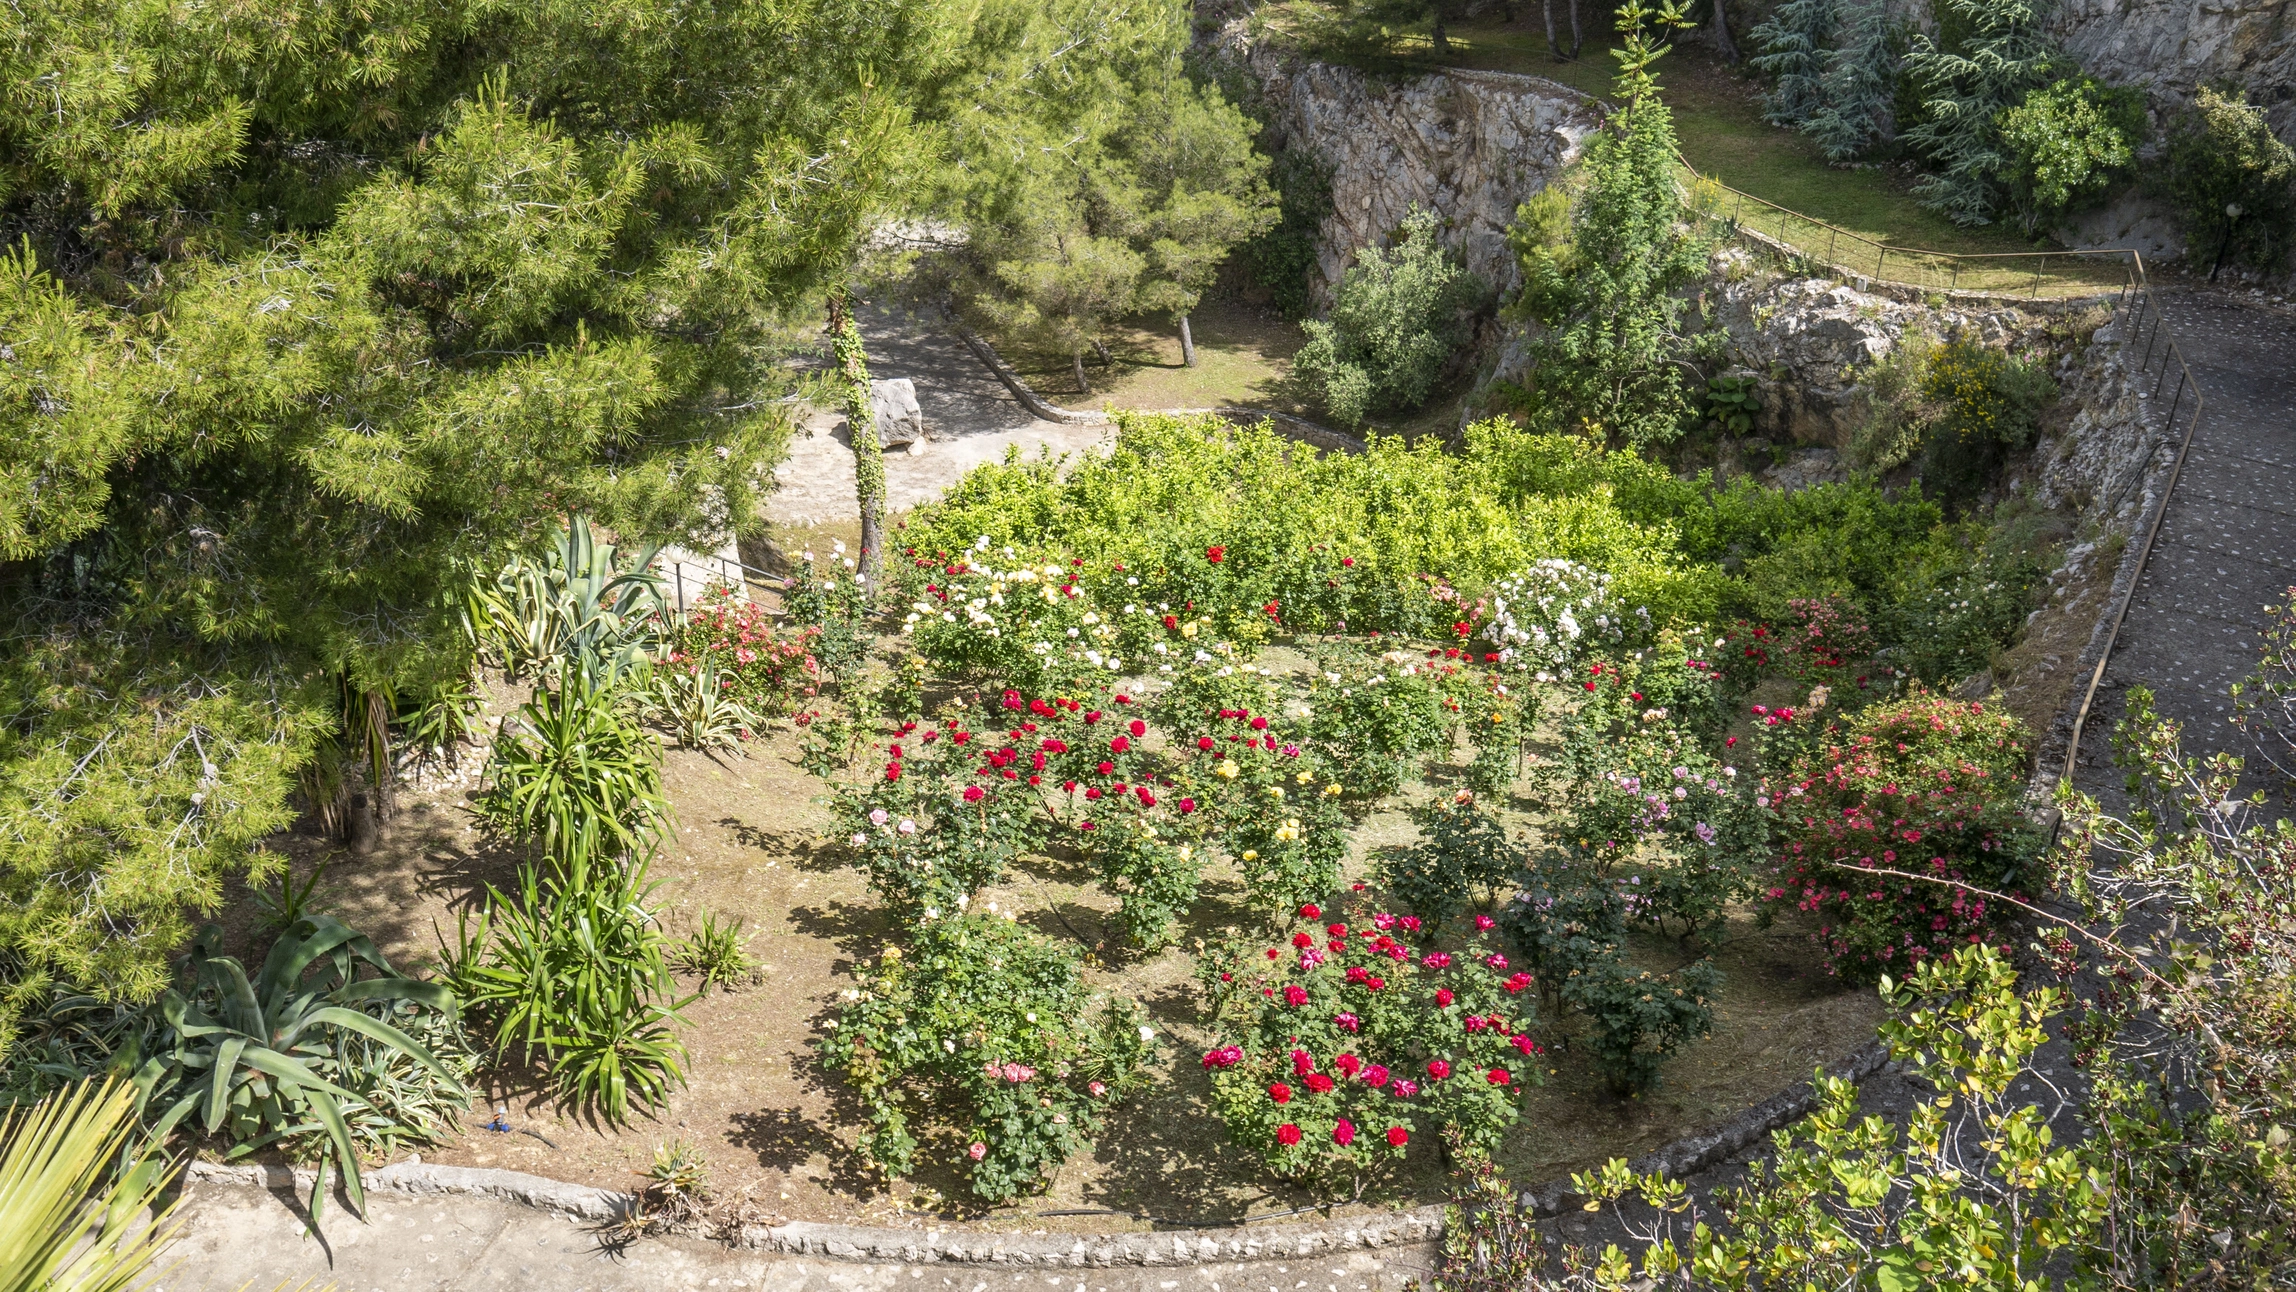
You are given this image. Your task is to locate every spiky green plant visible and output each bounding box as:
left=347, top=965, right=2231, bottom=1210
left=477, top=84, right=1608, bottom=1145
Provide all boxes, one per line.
left=468, top=516, right=667, bottom=685
left=0, top=1079, right=181, bottom=1292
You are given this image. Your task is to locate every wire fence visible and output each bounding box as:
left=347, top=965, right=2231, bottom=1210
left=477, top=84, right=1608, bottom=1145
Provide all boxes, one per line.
left=1680, top=161, right=2135, bottom=301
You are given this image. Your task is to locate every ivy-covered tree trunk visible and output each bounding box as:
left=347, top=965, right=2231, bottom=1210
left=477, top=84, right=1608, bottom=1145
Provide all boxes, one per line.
left=833, top=313, right=884, bottom=601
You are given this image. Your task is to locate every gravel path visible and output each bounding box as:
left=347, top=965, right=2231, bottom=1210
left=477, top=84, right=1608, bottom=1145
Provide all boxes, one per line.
left=2073, top=289, right=2296, bottom=789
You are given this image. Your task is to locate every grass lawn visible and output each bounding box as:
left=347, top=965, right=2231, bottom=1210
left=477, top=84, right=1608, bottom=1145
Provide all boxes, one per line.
left=990, top=294, right=1329, bottom=420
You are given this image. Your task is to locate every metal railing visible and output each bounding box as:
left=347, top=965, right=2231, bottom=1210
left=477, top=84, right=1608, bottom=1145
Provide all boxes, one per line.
left=1681, top=161, right=2135, bottom=301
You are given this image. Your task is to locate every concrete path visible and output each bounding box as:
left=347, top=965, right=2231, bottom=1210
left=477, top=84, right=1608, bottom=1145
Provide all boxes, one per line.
left=157, top=1181, right=1432, bottom=1292
left=2074, top=290, right=2296, bottom=788
left=766, top=307, right=1109, bottom=529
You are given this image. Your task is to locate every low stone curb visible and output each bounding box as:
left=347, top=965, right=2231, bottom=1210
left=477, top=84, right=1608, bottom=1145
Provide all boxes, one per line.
left=182, top=1041, right=1887, bottom=1265
left=183, top=1159, right=631, bottom=1223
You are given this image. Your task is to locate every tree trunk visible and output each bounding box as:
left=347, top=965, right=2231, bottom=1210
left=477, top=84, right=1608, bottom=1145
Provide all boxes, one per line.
left=1566, top=0, right=1583, bottom=58
left=1091, top=337, right=1113, bottom=366
left=1544, top=0, right=1562, bottom=59
left=1431, top=7, right=1448, bottom=53
left=1708, top=0, right=1739, bottom=62
left=1179, top=314, right=1197, bottom=367
left=1073, top=350, right=1091, bottom=396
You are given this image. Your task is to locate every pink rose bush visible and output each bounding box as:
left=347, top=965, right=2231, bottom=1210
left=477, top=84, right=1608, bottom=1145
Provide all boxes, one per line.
left=1195, top=900, right=1539, bottom=1181
left=1766, top=688, right=2039, bottom=982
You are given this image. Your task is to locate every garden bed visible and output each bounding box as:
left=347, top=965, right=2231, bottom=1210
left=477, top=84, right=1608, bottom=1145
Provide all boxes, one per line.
left=235, top=648, right=1883, bottom=1234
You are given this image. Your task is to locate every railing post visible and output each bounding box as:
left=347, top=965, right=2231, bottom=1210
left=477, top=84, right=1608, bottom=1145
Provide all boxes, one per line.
left=1827, top=226, right=1837, bottom=268
left=1876, top=246, right=1886, bottom=282
left=1950, top=261, right=1960, bottom=293
left=2165, top=366, right=2186, bottom=426
left=2139, top=300, right=2160, bottom=372
left=2031, top=258, right=2045, bottom=298
left=2152, top=341, right=2174, bottom=399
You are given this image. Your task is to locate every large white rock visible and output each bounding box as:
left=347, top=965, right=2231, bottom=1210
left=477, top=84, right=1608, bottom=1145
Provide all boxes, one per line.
left=871, top=377, right=927, bottom=452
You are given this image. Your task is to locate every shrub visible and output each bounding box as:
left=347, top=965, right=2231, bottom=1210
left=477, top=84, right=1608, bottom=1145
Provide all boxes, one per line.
left=830, top=711, right=1050, bottom=920
left=1479, top=560, right=1635, bottom=677
left=1562, top=954, right=1721, bottom=1096
left=481, top=675, right=668, bottom=873
left=2158, top=86, right=2296, bottom=274
left=1997, top=75, right=2146, bottom=235
left=669, top=911, right=757, bottom=990
left=1900, top=0, right=2058, bottom=225
left=782, top=544, right=873, bottom=689
left=1774, top=594, right=1877, bottom=684
left=467, top=516, right=666, bottom=685
left=1383, top=794, right=1525, bottom=926
left=818, top=914, right=1157, bottom=1203
left=1305, top=652, right=1462, bottom=799
left=1217, top=753, right=1354, bottom=916
left=642, top=655, right=762, bottom=751
left=444, top=859, right=696, bottom=1125
left=1915, top=338, right=2057, bottom=502
left=1196, top=901, right=1540, bottom=1182
left=664, top=585, right=818, bottom=713
left=1294, top=208, right=1483, bottom=426
left=1765, top=688, right=2040, bottom=981
left=902, top=548, right=1115, bottom=695
left=1878, top=527, right=2043, bottom=685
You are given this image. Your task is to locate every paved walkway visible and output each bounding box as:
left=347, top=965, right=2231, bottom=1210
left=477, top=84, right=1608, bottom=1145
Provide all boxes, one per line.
left=2074, top=290, right=2296, bottom=789
left=157, top=1181, right=1432, bottom=1292
left=765, top=306, right=1108, bottom=529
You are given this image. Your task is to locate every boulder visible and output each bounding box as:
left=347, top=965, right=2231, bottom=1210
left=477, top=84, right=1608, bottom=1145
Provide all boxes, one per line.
left=871, top=377, right=926, bottom=452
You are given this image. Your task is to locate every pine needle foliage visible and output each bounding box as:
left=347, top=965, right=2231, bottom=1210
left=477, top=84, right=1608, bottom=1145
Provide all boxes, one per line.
left=1900, top=0, right=2060, bottom=225
left=1748, top=0, right=1837, bottom=128
left=1802, top=0, right=1900, bottom=161
left=1505, top=0, right=1711, bottom=450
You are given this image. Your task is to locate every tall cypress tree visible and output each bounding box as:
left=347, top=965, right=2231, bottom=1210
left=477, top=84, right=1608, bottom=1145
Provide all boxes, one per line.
left=1749, top=0, right=1838, bottom=128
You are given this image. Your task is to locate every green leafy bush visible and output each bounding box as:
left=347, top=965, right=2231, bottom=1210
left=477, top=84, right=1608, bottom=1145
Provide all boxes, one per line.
left=1561, top=954, right=1722, bottom=1096
left=1305, top=653, right=1463, bottom=799
left=1915, top=338, right=2057, bottom=502
left=1997, top=75, right=2146, bottom=234
left=782, top=545, right=873, bottom=691
left=2157, top=86, right=2296, bottom=273
left=901, top=549, right=1110, bottom=695
left=818, top=914, right=1157, bottom=1203
left=1901, top=0, right=2059, bottom=224
left=1196, top=899, right=1540, bottom=1182
left=664, top=586, right=818, bottom=714
left=444, top=859, right=696, bottom=1125
left=829, top=712, right=1049, bottom=921
left=1294, top=208, right=1483, bottom=426
left=1764, top=688, right=2039, bottom=981
left=1382, top=794, right=1524, bottom=927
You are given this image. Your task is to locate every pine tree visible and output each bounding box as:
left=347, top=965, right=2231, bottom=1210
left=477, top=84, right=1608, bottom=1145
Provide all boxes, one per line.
left=1901, top=0, right=2060, bottom=224
left=1507, top=0, right=1710, bottom=448
left=1748, top=0, right=1838, bottom=128
left=1117, top=75, right=1278, bottom=367
left=1803, top=0, right=1899, bottom=161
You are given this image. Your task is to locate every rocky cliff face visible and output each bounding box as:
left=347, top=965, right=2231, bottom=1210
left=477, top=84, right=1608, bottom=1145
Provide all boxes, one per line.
left=1227, top=28, right=1600, bottom=300
left=2051, top=0, right=2296, bottom=144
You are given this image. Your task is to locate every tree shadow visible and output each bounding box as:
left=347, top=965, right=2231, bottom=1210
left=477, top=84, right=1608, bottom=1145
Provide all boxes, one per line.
left=718, top=819, right=840, bottom=874
left=785, top=899, right=898, bottom=956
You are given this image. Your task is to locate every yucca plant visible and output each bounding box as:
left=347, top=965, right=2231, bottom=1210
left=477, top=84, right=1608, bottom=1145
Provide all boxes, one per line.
left=0, top=1079, right=180, bottom=1292
left=468, top=515, right=667, bottom=684
left=668, top=911, right=757, bottom=990
left=644, top=657, right=760, bottom=751
left=444, top=859, right=696, bottom=1126
left=482, top=674, right=668, bottom=882
left=144, top=918, right=464, bottom=1228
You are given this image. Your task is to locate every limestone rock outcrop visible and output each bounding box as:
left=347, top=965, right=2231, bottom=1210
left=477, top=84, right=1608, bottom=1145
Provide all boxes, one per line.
left=1225, top=27, right=1600, bottom=302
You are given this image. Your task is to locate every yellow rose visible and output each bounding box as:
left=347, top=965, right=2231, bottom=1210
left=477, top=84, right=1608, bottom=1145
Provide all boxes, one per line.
left=1216, top=760, right=1239, bottom=779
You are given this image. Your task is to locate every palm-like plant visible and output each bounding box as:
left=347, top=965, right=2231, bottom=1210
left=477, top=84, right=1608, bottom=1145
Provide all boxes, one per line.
left=444, top=859, right=695, bottom=1126
left=468, top=515, right=667, bottom=684
left=143, top=918, right=464, bottom=1228
left=0, top=1079, right=179, bottom=1292
left=482, top=674, right=669, bottom=881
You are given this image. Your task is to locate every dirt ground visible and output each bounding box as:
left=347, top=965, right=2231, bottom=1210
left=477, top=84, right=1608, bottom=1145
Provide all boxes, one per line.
left=242, top=644, right=1883, bottom=1237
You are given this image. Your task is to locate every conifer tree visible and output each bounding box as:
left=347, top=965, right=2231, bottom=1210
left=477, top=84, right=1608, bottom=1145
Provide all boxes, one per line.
left=1803, top=0, right=1899, bottom=161
left=1749, top=0, right=1837, bottom=128
left=1901, top=0, right=2060, bottom=224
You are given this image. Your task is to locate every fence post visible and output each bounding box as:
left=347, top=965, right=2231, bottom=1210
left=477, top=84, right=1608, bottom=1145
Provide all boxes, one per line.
left=2031, top=258, right=2045, bottom=298
left=1876, top=246, right=1887, bottom=282
left=1950, top=261, right=1960, bottom=293
left=1827, top=226, right=1837, bottom=268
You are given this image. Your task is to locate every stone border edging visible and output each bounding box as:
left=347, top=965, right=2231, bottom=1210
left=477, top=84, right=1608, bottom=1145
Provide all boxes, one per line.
left=183, top=1159, right=631, bottom=1222
left=180, top=1043, right=1887, bottom=1265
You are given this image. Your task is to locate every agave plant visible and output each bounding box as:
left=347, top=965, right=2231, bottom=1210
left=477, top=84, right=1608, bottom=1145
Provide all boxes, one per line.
left=468, top=515, right=667, bottom=684
left=0, top=1079, right=180, bottom=1292
left=644, top=656, right=761, bottom=751
left=144, top=917, right=465, bottom=1228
